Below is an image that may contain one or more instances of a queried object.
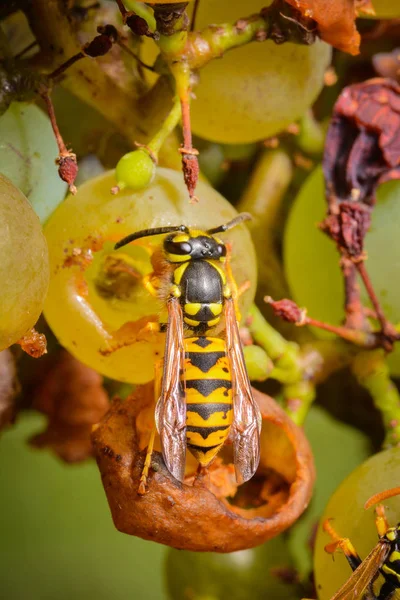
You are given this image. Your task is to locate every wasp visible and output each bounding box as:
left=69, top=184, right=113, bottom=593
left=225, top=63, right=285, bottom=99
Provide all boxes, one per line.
left=321, top=486, right=400, bottom=600
left=115, top=212, right=261, bottom=492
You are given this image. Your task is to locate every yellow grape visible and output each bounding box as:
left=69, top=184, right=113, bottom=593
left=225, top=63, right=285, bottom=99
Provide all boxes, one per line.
left=190, top=0, right=332, bottom=144
left=44, top=168, right=257, bottom=384
left=0, top=174, right=49, bottom=350
left=284, top=167, right=400, bottom=376
left=314, top=448, right=400, bottom=599
left=366, top=0, right=400, bottom=18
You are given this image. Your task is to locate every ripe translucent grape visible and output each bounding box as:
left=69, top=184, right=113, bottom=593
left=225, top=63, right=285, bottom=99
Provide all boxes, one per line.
left=44, top=168, right=257, bottom=384
left=0, top=174, right=49, bottom=351
left=0, top=102, right=67, bottom=222
left=314, top=448, right=400, bottom=599
left=284, top=167, right=400, bottom=375
left=190, top=0, right=332, bottom=144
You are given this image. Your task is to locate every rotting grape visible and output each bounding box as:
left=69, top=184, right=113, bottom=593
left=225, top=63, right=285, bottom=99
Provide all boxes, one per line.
left=0, top=174, right=49, bottom=351
left=0, top=102, right=67, bottom=222
left=165, top=537, right=300, bottom=600
left=284, top=166, right=400, bottom=375
left=189, top=0, right=332, bottom=144
left=44, top=168, right=257, bottom=384
left=314, top=447, right=400, bottom=600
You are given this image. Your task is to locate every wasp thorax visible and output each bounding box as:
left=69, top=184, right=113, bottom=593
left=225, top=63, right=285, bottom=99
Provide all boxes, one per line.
left=164, top=233, right=226, bottom=262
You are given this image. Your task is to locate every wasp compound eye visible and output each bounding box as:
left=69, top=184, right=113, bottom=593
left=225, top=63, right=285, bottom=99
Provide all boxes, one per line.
left=164, top=239, right=192, bottom=256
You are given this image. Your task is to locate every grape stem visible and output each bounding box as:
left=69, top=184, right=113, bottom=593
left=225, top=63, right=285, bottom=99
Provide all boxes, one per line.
left=246, top=304, right=359, bottom=426
left=356, top=261, right=399, bottom=349
left=352, top=350, right=400, bottom=448
left=24, top=0, right=147, bottom=146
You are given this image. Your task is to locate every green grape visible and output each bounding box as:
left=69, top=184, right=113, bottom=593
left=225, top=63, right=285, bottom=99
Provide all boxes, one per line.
left=0, top=174, right=49, bottom=351
left=364, top=0, right=400, bottom=18
left=44, top=168, right=257, bottom=384
left=189, top=0, right=331, bottom=144
left=114, top=149, right=156, bottom=191
left=284, top=167, right=400, bottom=375
left=0, top=102, right=67, bottom=223
left=166, top=536, right=299, bottom=600
left=314, top=448, right=400, bottom=600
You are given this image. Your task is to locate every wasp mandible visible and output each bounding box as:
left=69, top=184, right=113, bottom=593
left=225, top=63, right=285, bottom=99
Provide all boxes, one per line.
left=115, top=212, right=261, bottom=493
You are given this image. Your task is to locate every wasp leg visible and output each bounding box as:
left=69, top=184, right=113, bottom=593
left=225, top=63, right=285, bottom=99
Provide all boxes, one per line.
left=323, top=519, right=363, bottom=572
left=138, top=360, right=163, bottom=495
left=142, top=273, right=162, bottom=297
left=375, top=504, right=390, bottom=537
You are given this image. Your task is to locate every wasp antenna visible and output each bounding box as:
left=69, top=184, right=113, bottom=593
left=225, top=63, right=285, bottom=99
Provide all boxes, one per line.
left=364, top=486, right=400, bottom=510
left=207, top=212, right=252, bottom=235
left=114, top=224, right=189, bottom=250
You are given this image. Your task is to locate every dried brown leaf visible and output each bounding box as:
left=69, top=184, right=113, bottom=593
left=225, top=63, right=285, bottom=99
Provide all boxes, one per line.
left=285, top=0, right=360, bottom=55
left=30, top=351, right=109, bottom=462
left=0, top=349, right=20, bottom=430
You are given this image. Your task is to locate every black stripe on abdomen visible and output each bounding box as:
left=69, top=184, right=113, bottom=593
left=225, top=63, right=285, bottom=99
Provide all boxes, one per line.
left=185, top=351, right=226, bottom=373
left=186, top=379, right=231, bottom=396
left=187, top=442, right=221, bottom=454
left=186, top=424, right=230, bottom=439
left=186, top=403, right=232, bottom=421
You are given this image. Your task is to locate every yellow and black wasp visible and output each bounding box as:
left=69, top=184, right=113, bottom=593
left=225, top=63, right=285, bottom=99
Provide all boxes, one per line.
left=115, top=212, right=261, bottom=491
left=321, top=486, right=400, bottom=600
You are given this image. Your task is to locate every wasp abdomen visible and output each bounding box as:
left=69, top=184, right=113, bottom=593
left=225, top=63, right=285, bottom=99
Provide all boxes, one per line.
left=183, top=336, right=233, bottom=466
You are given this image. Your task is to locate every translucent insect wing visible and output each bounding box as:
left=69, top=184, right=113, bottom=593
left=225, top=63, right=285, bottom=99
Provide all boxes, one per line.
left=225, top=297, right=261, bottom=485
left=155, top=298, right=187, bottom=482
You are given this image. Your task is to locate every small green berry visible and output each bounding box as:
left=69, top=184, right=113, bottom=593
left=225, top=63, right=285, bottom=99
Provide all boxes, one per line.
left=115, top=149, right=156, bottom=192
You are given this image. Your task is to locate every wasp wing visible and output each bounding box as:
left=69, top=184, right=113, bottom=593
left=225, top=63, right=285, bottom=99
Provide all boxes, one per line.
left=155, top=297, right=187, bottom=482
left=225, top=297, right=262, bottom=485
left=329, top=541, right=390, bottom=600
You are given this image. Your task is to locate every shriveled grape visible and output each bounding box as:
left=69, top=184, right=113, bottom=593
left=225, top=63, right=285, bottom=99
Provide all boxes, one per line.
left=284, top=167, right=400, bottom=375
left=44, top=168, right=257, bottom=384
left=190, top=0, right=331, bottom=144
left=0, top=174, right=49, bottom=351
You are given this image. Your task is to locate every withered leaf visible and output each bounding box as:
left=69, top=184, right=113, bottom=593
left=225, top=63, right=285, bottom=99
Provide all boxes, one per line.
left=92, top=385, right=315, bottom=552
left=30, top=351, right=109, bottom=463
left=284, top=0, right=360, bottom=55
left=0, top=349, right=20, bottom=431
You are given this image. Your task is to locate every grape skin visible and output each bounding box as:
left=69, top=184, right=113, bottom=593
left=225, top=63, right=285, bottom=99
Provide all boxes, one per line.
left=44, top=168, right=257, bottom=384
left=365, top=0, right=400, bottom=18
left=314, top=448, right=400, bottom=599
left=190, top=0, right=332, bottom=144
left=0, top=102, right=67, bottom=222
left=0, top=174, right=49, bottom=351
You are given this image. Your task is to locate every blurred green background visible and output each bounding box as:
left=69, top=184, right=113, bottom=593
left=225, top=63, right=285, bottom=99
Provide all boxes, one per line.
left=0, top=413, right=166, bottom=600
